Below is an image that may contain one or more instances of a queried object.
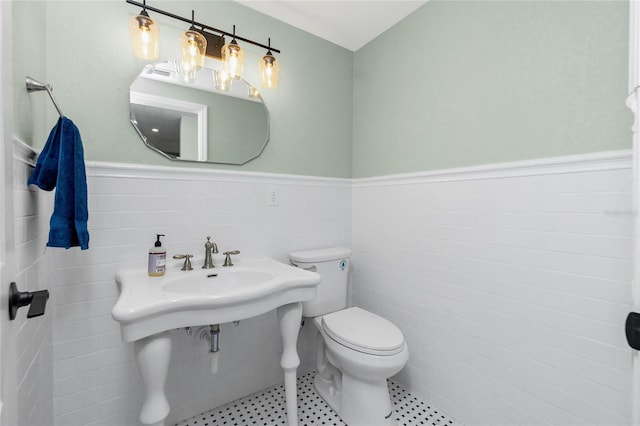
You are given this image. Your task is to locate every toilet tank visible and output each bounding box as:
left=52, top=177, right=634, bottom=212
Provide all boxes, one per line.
left=290, top=247, right=352, bottom=317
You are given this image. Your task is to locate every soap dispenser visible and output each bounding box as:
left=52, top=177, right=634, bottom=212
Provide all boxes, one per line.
left=148, top=234, right=166, bottom=276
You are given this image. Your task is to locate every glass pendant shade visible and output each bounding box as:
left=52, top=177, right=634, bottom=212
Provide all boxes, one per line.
left=178, top=28, right=206, bottom=83
left=180, top=30, right=207, bottom=70
left=248, top=86, right=260, bottom=99
left=222, top=41, right=245, bottom=80
left=178, top=61, right=197, bottom=84
left=129, top=12, right=159, bottom=60
left=259, top=53, right=280, bottom=89
left=214, top=69, right=232, bottom=91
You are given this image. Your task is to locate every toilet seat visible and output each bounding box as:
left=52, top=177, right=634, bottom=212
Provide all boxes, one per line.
left=321, top=307, right=405, bottom=356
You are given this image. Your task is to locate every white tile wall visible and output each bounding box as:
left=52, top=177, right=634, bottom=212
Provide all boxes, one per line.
left=13, top=148, right=636, bottom=426
left=48, top=162, right=352, bottom=426
left=13, top=142, right=54, bottom=426
left=352, top=151, right=634, bottom=426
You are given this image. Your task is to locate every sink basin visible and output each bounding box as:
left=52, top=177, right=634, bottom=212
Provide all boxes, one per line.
left=112, top=257, right=320, bottom=342
left=162, top=269, right=275, bottom=294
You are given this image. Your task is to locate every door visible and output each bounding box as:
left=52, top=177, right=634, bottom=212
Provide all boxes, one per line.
left=629, top=2, right=640, bottom=425
left=0, top=1, right=18, bottom=424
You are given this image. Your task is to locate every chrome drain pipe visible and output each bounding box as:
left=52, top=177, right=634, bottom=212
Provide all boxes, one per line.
left=210, top=324, right=220, bottom=352
left=209, top=324, right=220, bottom=374
left=195, top=324, right=221, bottom=374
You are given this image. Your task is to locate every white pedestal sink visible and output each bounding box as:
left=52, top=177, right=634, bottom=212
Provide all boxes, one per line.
left=112, top=257, right=320, bottom=426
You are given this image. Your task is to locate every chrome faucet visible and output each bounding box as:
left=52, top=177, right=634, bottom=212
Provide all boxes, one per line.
left=202, top=236, right=218, bottom=269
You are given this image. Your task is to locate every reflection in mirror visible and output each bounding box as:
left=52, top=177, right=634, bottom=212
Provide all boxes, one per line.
left=130, top=91, right=207, bottom=161
left=130, top=62, right=270, bottom=165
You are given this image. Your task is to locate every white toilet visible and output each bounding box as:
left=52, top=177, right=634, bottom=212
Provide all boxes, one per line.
left=290, top=247, right=409, bottom=426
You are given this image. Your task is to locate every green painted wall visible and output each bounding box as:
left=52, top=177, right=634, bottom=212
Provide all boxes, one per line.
left=353, top=1, right=632, bottom=178
left=13, top=1, right=48, bottom=148
left=14, top=1, right=353, bottom=178
left=14, top=1, right=631, bottom=179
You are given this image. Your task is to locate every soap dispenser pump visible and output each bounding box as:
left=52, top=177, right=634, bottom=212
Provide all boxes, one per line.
left=148, top=234, right=166, bottom=276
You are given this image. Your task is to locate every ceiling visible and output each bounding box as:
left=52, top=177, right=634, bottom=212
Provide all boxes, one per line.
left=235, top=1, right=428, bottom=51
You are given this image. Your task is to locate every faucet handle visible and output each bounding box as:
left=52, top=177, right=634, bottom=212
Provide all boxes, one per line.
left=222, top=250, right=240, bottom=267
left=173, top=254, right=194, bottom=271
left=205, top=236, right=218, bottom=254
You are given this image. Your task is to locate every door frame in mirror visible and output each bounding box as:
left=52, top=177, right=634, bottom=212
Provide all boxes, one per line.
left=130, top=91, right=208, bottom=161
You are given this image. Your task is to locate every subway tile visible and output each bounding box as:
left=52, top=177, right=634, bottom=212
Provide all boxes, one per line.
left=353, top=167, right=633, bottom=426
left=42, top=169, right=353, bottom=425
left=54, top=406, right=101, bottom=426
left=53, top=315, right=120, bottom=344
left=13, top=153, right=635, bottom=426
left=53, top=357, right=78, bottom=381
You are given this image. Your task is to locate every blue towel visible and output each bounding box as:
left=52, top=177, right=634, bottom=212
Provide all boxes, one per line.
left=28, top=117, right=89, bottom=250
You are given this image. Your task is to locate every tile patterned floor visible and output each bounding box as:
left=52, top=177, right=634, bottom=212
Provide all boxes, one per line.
left=176, top=372, right=458, bottom=426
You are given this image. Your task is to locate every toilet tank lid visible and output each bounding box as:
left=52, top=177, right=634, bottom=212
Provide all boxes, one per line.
left=290, top=247, right=352, bottom=263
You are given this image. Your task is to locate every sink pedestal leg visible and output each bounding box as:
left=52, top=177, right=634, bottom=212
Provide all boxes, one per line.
left=278, top=302, right=302, bottom=426
left=134, top=331, right=172, bottom=425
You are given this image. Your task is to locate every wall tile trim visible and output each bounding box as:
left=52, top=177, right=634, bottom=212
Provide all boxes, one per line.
left=86, top=161, right=352, bottom=188
left=354, top=150, right=632, bottom=187
left=17, top=137, right=630, bottom=189
left=13, top=138, right=36, bottom=166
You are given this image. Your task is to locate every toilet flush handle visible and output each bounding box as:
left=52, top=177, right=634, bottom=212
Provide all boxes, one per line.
left=290, top=262, right=316, bottom=272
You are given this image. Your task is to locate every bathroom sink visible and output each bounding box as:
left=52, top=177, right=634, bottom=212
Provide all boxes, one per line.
left=112, top=256, right=320, bottom=426
left=162, top=268, right=276, bottom=294
left=112, top=257, right=320, bottom=342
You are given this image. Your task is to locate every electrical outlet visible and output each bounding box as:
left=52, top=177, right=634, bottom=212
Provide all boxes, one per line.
left=267, top=186, right=279, bottom=206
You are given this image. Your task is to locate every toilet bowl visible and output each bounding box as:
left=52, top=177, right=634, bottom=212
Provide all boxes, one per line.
left=314, top=308, right=409, bottom=426
left=290, top=248, right=409, bottom=426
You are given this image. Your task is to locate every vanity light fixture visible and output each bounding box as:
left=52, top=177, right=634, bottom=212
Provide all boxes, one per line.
left=128, top=0, right=159, bottom=60
left=259, top=38, right=280, bottom=89
left=221, top=25, right=245, bottom=80
left=179, top=10, right=207, bottom=83
left=125, top=0, right=282, bottom=89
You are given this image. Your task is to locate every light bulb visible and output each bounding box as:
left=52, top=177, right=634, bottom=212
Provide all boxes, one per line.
left=222, top=30, right=245, bottom=80
left=214, top=69, right=232, bottom=91
left=248, top=86, right=260, bottom=99
left=129, top=12, right=159, bottom=60
left=180, top=29, right=206, bottom=70
left=260, top=53, right=280, bottom=89
left=178, top=61, right=196, bottom=83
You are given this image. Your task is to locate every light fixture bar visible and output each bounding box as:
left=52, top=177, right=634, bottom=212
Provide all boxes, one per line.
left=125, top=0, right=281, bottom=54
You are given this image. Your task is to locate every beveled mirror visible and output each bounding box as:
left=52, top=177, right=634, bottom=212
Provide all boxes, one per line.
left=130, top=62, right=270, bottom=165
